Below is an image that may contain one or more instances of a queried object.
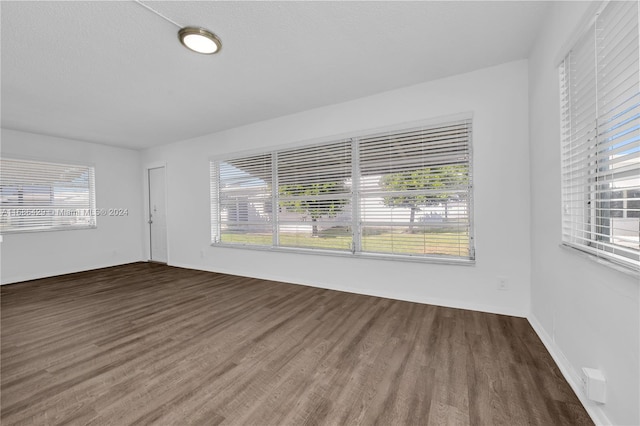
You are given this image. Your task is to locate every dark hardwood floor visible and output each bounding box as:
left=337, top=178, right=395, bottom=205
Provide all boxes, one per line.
left=1, top=262, right=592, bottom=425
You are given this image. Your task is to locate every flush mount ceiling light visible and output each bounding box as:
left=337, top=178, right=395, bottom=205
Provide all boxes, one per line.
left=178, top=27, right=222, bottom=54
left=135, top=0, right=222, bottom=55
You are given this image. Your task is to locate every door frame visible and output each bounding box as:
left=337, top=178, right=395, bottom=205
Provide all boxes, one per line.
left=143, top=162, right=169, bottom=263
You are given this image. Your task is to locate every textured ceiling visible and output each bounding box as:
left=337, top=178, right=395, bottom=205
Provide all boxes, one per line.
left=1, top=1, right=550, bottom=150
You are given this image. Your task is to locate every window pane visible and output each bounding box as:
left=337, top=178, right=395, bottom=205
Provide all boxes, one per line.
left=277, top=140, right=352, bottom=251
left=358, top=122, right=473, bottom=259
left=0, top=158, right=96, bottom=233
left=216, top=154, right=273, bottom=246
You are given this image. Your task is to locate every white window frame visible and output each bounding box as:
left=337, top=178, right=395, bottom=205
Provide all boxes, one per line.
left=559, top=0, right=640, bottom=272
left=211, top=116, right=475, bottom=265
left=0, top=157, right=97, bottom=233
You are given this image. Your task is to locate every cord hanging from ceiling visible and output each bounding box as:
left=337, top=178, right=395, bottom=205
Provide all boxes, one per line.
left=134, top=0, right=182, bottom=29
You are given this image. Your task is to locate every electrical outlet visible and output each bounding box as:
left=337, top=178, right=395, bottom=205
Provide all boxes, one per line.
left=497, top=276, right=509, bottom=291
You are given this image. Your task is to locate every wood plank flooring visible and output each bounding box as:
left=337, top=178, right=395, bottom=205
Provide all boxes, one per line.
left=1, top=262, right=592, bottom=425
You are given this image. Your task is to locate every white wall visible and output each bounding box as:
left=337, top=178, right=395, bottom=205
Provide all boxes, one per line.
left=528, top=2, right=639, bottom=425
left=0, top=129, right=144, bottom=284
left=141, top=60, right=531, bottom=317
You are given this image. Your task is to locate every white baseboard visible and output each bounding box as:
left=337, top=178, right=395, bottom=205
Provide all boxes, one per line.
left=527, top=315, right=611, bottom=426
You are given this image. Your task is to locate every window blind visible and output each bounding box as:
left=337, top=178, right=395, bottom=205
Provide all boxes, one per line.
left=358, top=121, right=472, bottom=258
left=210, top=117, right=474, bottom=262
left=277, top=140, right=352, bottom=251
left=560, top=0, right=640, bottom=271
left=212, top=153, right=273, bottom=245
left=0, top=158, right=96, bottom=233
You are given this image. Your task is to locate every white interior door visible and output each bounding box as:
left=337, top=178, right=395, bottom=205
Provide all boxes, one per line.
left=148, top=167, right=167, bottom=263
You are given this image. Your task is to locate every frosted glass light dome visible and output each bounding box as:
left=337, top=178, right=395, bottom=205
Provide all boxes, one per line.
left=178, top=27, right=222, bottom=55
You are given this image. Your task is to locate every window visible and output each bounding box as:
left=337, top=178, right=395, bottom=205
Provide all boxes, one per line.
left=0, top=158, right=96, bottom=233
left=278, top=140, right=353, bottom=251
left=211, top=153, right=273, bottom=245
left=211, top=117, right=474, bottom=262
left=560, top=0, right=640, bottom=271
left=358, top=123, right=472, bottom=257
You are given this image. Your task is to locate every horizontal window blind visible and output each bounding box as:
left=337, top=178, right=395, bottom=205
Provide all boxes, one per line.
left=0, top=158, right=96, bottom=233
left=358, top=121, right=472, bottom=258
left=277, top=140, right=352, bottom=251
left=211, top=117, right=474, bottom=262
left=560, top=0, right=640, bottom=271
left=213, top=153, right=273, bottom=245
